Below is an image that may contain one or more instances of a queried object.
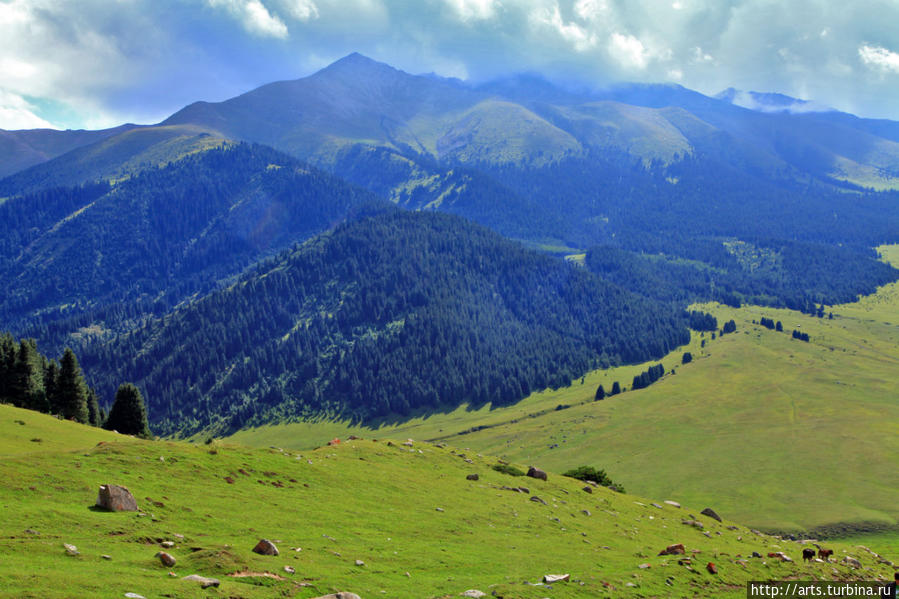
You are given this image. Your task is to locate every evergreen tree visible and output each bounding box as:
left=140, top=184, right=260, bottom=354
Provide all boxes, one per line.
left=12, top=340, right=47, bottom=412
left=681, top=352, right=692, bottom=364
left=57, top=348, right=89, bottom=423
left=104, top=383, right=152, bottom=438
left=610, top=381, right=621, bottom=395
left=775, top=321, right=783, bottom=332
left=44, top=360, right=60, bottom=414
left=594, top=384, right=606, bottom=400
left=87, top=388, right=102, bottom=427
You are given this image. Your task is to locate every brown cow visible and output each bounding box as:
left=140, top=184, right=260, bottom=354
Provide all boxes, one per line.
left=818, top=548, right=833, bottom=561
left=802, top=548, right=816, bottom=561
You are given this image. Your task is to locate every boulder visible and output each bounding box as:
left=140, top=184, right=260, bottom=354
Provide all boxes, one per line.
left=63, top=543, right=79, bottom=556
left=658, top=543, right=686, bottom=556
left=466, top=473, right=479, bottom=481
left=96, top=484, right=138, bottom=512
left=543, top=573, right=569, bottom=583
left=461, top=591, right=487, bottom=598
left=682, top=519, right=704, bottom=529
left=530, top=496, right=547, bottom=505
left=252, top=539, right=279, bottom=556
left=701, top=508, right=723, bottom=523
left=664, top=500, right=681, bottom=508
left=706, top=562, right=717, bottom=574
left=155, top=551, right=176, bottom=567
left=526, top=467, right=547, bottom=481
left=124, top=594, right=146, bottom=599
left=355, top=559, right=365, bottom=566
left=182, top=574, right=220, bottom=588
left=582, top=486, right=593, bottom=494
left=309, top=594, right=362, bottom=599
left=284, top=566, right=296, bottom=574
left=842, top=556, right=861, bottom=569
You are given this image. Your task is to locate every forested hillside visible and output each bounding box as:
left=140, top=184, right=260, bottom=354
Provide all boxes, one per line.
left=0, top=143, right=375, bottom=344
left=81, top=208, right=691, bottom=435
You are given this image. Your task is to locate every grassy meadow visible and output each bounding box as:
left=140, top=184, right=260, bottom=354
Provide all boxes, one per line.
left=2, top=404, right=896, bottom=599
left=230, top=245, right=899, bottom=537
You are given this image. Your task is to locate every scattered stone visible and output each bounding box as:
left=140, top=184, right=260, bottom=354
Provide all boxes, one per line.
left=727, top=525, right=739, bottom=531
left=252, top=539, right=279, bottom=556
left=530, top=496, right=547, bottom=505
left=25, top=529, right=38, bottom=535
left=582, top=486, right=593, bottom=494
left=543, top=574, right=569, bottom=583
left=461, top=591, right=486, bottom=598
left=751, top=552, right=762, bottom=558
left=638, top=563, right=651, bottom=569
left=355, top=559, right=365, bottom=566
left=155, top=551, right=176, bottom=567
left=224, top=476, right=235, bottom=484
left=706, top=562, right=718, bottom=574
left=659, top=543, right=686, bottom=556
left=842, top=557, right=861, bottom=569
left=682, top=519, right=704, bottom=529
left=402, top=440, right=414, bottom=447
left=526, top=467, right=548, bottom=481
left=517, top=487, right=529, bottom=494
left=464, top=458, right=473, bottom=464
left=182, top=574, right=220, bottom=588
left=96, top=484, right=138, bottom=512
left=102, top=554, right=112, bottom=560
left=309, top=594, right=362, bottom=599
left=64, top=543, right=79, bottom=556
left=284, top=565, right=295, bottom=574
left=347, top=435, right=361, bottom=440
left=664, top=500, right=681, bottom=508
left=581, top=510, right=591, bottom=516
left=160, top=541, right=175, bottom=548
left=651, top=503, right=663, bottom=509
left=435, top=508, right=444, bottom=512
left=124, top=594, right=146, bottom=599
left=466, top=474, right=479, bottom=481
left=701, top=508, right=723, bottom=523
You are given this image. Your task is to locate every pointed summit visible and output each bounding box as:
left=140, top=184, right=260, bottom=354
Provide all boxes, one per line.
left=315, top=52, right=402, bottom=80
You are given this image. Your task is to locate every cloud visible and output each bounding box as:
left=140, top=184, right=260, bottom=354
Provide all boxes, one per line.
left=0, top=89, right=57, bottom=130
left=443, top=0, right=500, bottom=22
left=859, top=44, right=899, bottom=74
left=533, top=3, right=597, bottom=52
left=608, top=32, right=647, bottom=69
left=279, top=0, right=319, bottom=21
left=207, top=0, right=289, bottom=38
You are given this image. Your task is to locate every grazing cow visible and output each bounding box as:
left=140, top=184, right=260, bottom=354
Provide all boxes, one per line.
left=802, top=548, right=816, bottom=561
left=818, top=549, right=833, bottom=561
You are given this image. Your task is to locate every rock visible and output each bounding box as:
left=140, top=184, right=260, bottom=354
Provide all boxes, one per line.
left=461, top=591, right=486, bottom=598
left=526, top=466, right=548, bottom=481
left=543, top=573, right=569, bottom=583
left=96, top=484, right=138, bottom=512
left=309, top=594, right=362, bottom=599
left=284, top=565, right=295, bottom=574
left=355, top=559, right=365, bottom=566
left=124, top=594, right=146, bottom=599
left=63, top=543, right=79, bottom=556
left=842, top=556, right=861, bottom=569
left=517, top=486, right=529, bottom=494
left=651, top=503, right=663, bottom=509
left=182, top=574, right=220, bottom=588
left=155, top=551, right=176, bottom=567
left=402, top=441, right=414, bottom=447
left=701, top=507, right=723, bottom=522
left=252, top=539, right=279, bottom=556
left=658, top=543, right=686, bottom=556
left=224, top=476, right=235, bottom=484
left=102, top=554, right=112, bottom=560
left=706, top=562, right=717, bottom=574
left=638, top=563, right=651, bottom=569
left=664, top=500, right=681, bottom=508
left=25, top=529, right=38, bottom=535
left=466, top=473, right=479, bottom=481
left=581, top=509, right=591, bottom=516
left=435, top=507, right=444, bottom=512
left=682, top=519, right=704, bottom=529
left=160, top=541, right=175, bottom=548
left=530, top=496, right=547, bottom=505
left=347, top=435, right=361, bottom=440
left=582, top=486, right=593, bottom=494
left=751, top=552, right=762, bottom=558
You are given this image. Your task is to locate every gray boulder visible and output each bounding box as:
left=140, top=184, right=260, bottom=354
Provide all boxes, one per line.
left=527, top=467, right=548, bottom=481
left=96, top=484, right=138, bottom=512
left=701, top=507, right=723, bottom=522
left=182, top=574, right=220, bottom=588
left=252, top=539, right=279, bottom=556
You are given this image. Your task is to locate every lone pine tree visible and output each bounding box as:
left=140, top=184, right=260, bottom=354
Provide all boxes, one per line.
left=104, top=383, right=152, bottom=439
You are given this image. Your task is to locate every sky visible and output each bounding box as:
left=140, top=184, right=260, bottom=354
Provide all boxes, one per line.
left=3, top=0, right=899, bottom=130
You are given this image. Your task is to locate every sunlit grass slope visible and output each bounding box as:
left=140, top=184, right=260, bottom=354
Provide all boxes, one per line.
left=2, top=404, right=896, bottom=599
left=232, top=246, right=899, bottom=536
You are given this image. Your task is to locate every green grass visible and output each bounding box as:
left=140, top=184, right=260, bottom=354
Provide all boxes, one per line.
left=2, top=404, right=896, bottom=598
left=231, top=245, right=899, bottom=537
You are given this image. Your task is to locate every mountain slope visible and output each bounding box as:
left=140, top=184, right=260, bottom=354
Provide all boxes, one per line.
left=81, top=208, right=690, bottom=435
left=0, top=143, right=375, bottom=338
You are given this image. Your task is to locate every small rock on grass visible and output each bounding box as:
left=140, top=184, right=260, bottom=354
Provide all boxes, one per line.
left=309, top=593, right=362, bottom=599
left=155, top=551, right=176, bottom=567
left=124, top=594, right=146, bottom=599
left=461, top=591, right=487, bottom=598
left=664, top=500, right=681, bottom=508
left=252, top=539, right=279, bottom=556
left=355, top=559, right=365, bottom=566
left=64, top=543, right=79, bottom=556
left=543, top=573, right=570, bottom=583
left=284, top=566, right=295, bottom=574
left=182, top=574, right=220, bottom=588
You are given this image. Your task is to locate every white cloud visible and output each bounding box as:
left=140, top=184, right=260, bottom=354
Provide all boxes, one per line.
left=534, top=4, right=597, bottom=52
left=608, top=32, right=648, bottom=69
left=443, top=0, right=500, bottom=22
left=691, top=46, right=714, bottom=64
left=667, top=68, right=683, bottom=81
left=859, top=44, right=899, bottom=74
left=0, top=89, right=57, bottom=130
left=279, top=0, right=319, bottom=21
left=574, top=0, right=609, bottom=21
left=208, top=0, right=289, bottom=38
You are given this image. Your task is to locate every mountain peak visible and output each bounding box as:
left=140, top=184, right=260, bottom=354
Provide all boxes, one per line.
left=317, top=52, right=401, bottom=78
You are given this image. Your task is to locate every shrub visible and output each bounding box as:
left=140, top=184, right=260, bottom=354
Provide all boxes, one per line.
left=563, top=465, right=625, bottom=493
left=492, top=463, right=526, bottom=477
